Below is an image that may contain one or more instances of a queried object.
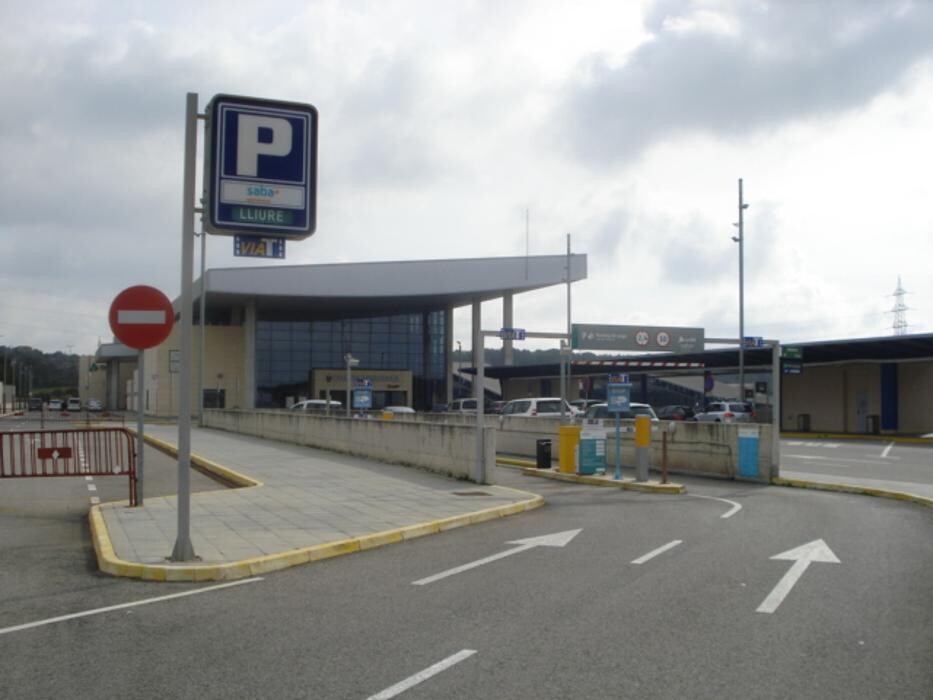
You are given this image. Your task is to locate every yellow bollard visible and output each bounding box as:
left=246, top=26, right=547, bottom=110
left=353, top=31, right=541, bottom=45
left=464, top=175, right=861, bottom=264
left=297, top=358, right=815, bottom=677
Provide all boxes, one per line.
left=558, top=424, right=582, bottom=473
left=634, top=415, right=651, bottom=481
left=634, top=415, right=651, bottom=447
left=381, top=411, right=394, bottom=420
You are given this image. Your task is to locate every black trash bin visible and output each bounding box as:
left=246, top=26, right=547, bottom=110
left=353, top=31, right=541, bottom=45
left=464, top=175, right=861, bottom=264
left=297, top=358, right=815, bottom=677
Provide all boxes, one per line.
left=535, top=439, right=552, bottom=469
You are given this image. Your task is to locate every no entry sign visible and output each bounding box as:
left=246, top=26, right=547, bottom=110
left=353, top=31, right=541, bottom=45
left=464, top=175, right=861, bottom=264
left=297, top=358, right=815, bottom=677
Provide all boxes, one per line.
left=108, top=286, right=175, bottom=350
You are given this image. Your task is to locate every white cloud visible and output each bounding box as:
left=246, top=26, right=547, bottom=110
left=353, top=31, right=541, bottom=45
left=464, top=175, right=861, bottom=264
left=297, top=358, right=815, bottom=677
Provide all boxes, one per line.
left=0, top=0, right=931, bottom=356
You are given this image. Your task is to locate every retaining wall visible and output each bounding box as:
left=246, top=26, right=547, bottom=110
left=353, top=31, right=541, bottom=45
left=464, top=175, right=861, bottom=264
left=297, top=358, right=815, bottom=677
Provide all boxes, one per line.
left=203, top=409, right=495, bottom=483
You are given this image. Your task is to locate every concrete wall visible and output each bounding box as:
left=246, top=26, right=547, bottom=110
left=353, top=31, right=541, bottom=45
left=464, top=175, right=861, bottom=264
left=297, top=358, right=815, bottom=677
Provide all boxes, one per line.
left=145, top=325, right=247, bottom=417
left=899, top=362, right=933, bottom=434
left=203, top=409, right=496, bottom=483
left=496, top=417, right=774, bottom=482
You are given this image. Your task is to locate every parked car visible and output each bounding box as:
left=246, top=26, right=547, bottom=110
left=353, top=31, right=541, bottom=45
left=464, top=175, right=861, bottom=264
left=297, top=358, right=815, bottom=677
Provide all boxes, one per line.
left=382, top=405, right=415, bottom=414
left=290, top=399, right=342, bottom=412
left=85, top=398, right=104, bottom=411
left=48, top=399, right=63, bottom=411
left=570, top=399, right=600, bottom=412
left=448, top=398, right=478, bottom=413
left=501, top=397, right=581, bottom=417
left=66, top=397, right=82, bottom=412
left=657, top=405, right=696, bottom=421
left=487, top=400, right=508, bottom=414
left=28, top=397, right=43, bottom=411
left=584, top=402, right=658, bottom=420
left=695, top=401, right=755, bottom=423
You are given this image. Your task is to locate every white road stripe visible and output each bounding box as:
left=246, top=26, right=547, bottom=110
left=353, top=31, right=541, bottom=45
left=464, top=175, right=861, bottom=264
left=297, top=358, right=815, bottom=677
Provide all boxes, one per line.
left=631, top=540, right=682, bottom=564
left=89, top=496, right=100, bottom=505
left=117, top=309, right=165, bottom=324
left=87, top=484, right=97, bottom=492
left=0, top=578, right=263, bottom=636
left=881, top=442, right=895, bottom=458
left=688, top=493, right=742, bottom=518
left=367, top=650, right=477, bottom=700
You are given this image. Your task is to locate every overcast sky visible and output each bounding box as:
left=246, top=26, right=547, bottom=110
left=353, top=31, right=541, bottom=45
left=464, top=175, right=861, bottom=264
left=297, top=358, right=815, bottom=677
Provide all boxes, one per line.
left=2, top=0, right=932, bottom=355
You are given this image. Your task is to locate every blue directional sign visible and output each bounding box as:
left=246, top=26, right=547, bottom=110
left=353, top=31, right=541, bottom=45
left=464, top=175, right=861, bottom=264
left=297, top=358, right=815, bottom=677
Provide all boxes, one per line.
left=606, top=374, right=632, bottom=414
left=206, top=94, right=318, bottom=240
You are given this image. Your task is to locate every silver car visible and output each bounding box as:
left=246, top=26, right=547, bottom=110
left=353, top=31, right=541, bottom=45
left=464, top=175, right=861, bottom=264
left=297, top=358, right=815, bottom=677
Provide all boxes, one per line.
left=695, top=401, right=755, bottom=423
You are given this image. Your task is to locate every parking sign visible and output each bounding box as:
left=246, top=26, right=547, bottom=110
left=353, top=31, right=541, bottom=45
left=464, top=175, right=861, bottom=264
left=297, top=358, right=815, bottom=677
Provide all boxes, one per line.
left=205, top=94, right=318, bottom=239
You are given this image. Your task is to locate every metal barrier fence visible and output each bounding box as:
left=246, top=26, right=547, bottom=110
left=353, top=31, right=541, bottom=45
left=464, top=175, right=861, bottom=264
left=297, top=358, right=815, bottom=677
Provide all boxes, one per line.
left=0, top=428, right=137, bottom=505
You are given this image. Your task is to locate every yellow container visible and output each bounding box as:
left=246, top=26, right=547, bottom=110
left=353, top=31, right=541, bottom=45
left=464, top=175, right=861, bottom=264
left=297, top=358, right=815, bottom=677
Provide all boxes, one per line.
left=558, top=424, right=582, bottom=473
left=381, top=411, right=394, bottom=420
left=634, top=415, right=651, bottom=447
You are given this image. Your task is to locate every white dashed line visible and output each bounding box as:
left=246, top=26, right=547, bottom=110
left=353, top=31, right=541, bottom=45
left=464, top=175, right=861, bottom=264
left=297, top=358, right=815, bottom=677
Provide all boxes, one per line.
left=631, top=540, right=683, bottom=565
left=367, top=650, right=478, bottom=700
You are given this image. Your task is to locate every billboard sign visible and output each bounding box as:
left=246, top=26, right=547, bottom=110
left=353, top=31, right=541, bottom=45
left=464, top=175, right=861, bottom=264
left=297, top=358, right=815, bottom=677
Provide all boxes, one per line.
left=205, top=94, right=317, bottom=239
left=572, top=324, right=704, bottom=353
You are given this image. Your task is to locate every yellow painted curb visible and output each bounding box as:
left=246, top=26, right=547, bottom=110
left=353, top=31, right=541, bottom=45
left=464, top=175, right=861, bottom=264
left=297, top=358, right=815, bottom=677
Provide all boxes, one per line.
left=138, top=432, right=262, bottom=488
left=89, top=446, right=546, bottom=582
left=772, top=476, right=933, bottom=508
left=522, top=467, right=686, bottom=494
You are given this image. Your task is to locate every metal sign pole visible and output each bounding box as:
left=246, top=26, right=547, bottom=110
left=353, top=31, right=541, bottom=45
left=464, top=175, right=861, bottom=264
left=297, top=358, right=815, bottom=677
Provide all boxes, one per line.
left=136, top=350, right=145, bottom=505
left=171, top=92, right=198, bottom=562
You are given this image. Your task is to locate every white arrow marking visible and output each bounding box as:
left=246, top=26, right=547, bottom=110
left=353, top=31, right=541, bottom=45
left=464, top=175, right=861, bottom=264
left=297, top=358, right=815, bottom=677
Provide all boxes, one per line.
left=412, top=529, right=582, bottom=586
left=756, top=539, right=839, bottom=614
left=117, top=310, right=165, bottom=324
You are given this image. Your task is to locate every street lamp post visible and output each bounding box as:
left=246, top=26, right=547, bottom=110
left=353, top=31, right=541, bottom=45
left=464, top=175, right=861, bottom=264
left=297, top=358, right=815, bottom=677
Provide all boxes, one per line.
left=732, top=178, right=750, bottom=402
left=344, top=353, right=359, bottom=418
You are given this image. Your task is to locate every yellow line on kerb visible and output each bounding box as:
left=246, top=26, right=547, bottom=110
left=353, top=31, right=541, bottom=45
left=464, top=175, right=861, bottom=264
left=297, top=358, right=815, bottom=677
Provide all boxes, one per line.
left=89, top=437, right=546, bottom=582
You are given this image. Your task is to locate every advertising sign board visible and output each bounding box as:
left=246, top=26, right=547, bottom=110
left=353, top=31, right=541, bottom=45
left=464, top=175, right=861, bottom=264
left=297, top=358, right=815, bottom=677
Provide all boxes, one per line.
left=572, top=323, right=704, bottom=353
left=205, top=94, right=318, bottom=239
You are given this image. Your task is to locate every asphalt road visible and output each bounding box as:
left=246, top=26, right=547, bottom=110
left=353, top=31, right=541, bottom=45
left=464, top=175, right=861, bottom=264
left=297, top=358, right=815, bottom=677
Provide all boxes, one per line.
left=0, top=422, right=930, bottom=699
left=780, top=437, right=933, bottom=497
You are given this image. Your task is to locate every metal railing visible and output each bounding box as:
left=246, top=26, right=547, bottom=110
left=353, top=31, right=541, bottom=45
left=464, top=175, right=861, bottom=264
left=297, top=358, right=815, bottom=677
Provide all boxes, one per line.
left=0, top=428, right=137, bottom=505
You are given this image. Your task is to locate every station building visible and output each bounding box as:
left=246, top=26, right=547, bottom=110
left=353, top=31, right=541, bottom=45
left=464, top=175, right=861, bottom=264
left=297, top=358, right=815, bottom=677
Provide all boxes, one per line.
left=87, top=255, right=587, bottom=415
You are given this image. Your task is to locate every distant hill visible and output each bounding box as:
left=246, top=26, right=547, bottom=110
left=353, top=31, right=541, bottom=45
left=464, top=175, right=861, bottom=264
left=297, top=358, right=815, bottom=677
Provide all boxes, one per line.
left=1, top=346, right=78, bottom=395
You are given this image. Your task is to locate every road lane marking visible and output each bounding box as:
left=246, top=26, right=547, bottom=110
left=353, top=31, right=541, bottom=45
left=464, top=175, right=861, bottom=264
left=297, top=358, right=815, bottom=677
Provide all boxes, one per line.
left=687, top=493, right=742, bottom=518
left=631, top=540, right=682, bottom=564
left=757, top=539, right=839, bottom=614
left=0, top=578, right=264, bottom=636
left=367, top=649, right=477, bottom=700
left=87, top=484, right=97, bottom=492
left=881, top=442, right=895, bottom=458
left=412, top=529, right=581, bottom=586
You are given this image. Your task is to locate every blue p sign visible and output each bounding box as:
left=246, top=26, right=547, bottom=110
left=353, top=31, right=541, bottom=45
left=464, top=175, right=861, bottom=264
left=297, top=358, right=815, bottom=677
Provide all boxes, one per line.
left=206, top=94, right=318, bottom=239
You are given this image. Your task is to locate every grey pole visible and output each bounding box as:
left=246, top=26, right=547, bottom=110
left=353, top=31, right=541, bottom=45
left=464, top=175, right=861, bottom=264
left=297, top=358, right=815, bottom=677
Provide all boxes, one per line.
left=737, top=179, right=747, bottom=402
left=345, top=356, right=351, bottom=418
left=171, top=92, right=198, bottom=562
left=136, top=349, right=145, bottom=505
left=198, top=228, right=206, bottom=427
left=562, top=233, right=572, bottom=418
left=472, top=300, right=486, bottom=483
left=771, top=340, right=781, bottom=479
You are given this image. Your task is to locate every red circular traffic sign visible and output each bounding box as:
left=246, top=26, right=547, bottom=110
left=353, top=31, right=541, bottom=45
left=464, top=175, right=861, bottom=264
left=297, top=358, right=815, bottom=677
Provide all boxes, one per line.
left=108, top=285, right=174, bottom=350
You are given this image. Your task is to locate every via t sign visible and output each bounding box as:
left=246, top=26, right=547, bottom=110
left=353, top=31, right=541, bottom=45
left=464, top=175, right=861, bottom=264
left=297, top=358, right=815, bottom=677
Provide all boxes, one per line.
left=108, top=286, right=174, bottom=350
left=205, top=94, right=318, bottom=240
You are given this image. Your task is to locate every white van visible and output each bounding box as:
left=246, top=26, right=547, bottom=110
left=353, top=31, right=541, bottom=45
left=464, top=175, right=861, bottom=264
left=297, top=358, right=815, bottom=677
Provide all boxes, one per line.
left=448, top=398, right=478, bottom=413
left=290, top=399, right=342, bottom=413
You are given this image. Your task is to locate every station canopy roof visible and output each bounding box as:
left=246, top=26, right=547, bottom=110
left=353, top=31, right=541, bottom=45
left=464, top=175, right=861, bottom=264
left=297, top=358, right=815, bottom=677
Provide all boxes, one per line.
left=476, top=333, right=933, bottom=379
left=185, top=255, right=587, bottom=315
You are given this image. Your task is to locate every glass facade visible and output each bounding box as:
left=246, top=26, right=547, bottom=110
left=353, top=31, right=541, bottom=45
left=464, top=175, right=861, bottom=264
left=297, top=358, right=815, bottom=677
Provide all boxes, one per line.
left=256, top=310, right=446, bottom=409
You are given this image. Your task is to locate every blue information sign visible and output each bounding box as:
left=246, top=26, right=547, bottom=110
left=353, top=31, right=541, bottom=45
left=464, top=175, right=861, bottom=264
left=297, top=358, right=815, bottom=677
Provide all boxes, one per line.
left=353, top=389, right=373, bottom=410
left=606, top=375, right=632, bottom=414
left=206, top=94, right=318, bottom=240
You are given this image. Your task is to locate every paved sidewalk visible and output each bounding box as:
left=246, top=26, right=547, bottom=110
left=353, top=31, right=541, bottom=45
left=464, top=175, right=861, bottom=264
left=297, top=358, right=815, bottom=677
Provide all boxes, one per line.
left=92, top=425, right=542, bottom=581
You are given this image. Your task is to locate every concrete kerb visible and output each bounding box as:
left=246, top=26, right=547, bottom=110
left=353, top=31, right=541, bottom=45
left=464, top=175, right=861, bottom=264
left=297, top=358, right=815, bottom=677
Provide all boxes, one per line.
left=88, top=433, right=545, bottom=582
left=772, top=476, right=933, bottom=509
left=498, top=456, right=686, bottom=494
left=781, top=431, right=933, bottom=446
